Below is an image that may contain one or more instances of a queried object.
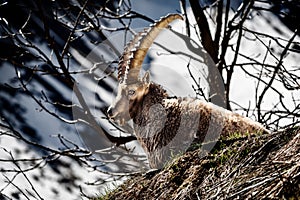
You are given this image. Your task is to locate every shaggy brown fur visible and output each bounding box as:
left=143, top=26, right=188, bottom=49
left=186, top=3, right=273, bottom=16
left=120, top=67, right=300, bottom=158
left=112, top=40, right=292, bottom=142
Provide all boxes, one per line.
left=130, top=82, right=268, bottom=168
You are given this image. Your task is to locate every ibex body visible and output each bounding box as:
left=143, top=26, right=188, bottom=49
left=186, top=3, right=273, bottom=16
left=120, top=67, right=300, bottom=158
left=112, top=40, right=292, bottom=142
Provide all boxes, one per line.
left=107, top=14, right=268, bottom=168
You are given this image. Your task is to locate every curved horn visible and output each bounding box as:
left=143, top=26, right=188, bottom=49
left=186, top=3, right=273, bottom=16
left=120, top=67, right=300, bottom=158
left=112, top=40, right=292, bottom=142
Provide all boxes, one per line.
left=118, top=14, right=183, bottom=83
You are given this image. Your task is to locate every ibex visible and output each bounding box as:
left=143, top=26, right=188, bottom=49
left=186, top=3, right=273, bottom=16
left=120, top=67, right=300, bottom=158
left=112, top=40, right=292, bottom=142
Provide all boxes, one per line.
left=107, top=14, right=269, bottom=168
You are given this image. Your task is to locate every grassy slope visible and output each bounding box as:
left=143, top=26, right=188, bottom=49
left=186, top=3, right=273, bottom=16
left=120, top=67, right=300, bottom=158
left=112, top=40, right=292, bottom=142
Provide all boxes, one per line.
left=97, top=127, right=300, bottom=199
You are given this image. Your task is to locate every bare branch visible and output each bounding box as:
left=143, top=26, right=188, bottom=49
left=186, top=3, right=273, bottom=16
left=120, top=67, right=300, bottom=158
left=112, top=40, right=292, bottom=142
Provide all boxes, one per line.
left=189, top=0, right=218, bottom=63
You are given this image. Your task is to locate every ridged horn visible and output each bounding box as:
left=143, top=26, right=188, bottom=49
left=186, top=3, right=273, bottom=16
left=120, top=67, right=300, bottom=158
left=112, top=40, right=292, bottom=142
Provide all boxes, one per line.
left=118, top=14, right=183, bottom=83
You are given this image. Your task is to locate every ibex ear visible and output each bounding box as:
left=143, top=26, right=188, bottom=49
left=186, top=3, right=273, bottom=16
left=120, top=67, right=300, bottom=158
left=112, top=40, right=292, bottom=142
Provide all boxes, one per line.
left=142, top=71, right=150, bottom=84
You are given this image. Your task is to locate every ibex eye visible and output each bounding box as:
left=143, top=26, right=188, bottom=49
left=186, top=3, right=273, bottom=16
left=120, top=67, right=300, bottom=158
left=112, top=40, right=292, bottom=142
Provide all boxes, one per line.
left=128, top=90, right=135, bottom=96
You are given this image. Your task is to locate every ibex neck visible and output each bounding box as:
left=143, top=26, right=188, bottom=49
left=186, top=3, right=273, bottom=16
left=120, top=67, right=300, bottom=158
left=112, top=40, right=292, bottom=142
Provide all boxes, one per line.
left=131, top=82, right=168, bottom=125
left=147, top=82, right=169, bottom=102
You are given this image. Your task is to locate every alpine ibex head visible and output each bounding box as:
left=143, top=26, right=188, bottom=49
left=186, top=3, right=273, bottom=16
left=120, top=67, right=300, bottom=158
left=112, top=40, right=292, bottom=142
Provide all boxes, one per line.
left=107, top=14, right=183, bottom=126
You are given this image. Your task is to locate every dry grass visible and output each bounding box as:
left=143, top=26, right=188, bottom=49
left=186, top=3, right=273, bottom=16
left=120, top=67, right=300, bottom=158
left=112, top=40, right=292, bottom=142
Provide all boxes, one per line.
left=97, top=127, right=300, bottom=200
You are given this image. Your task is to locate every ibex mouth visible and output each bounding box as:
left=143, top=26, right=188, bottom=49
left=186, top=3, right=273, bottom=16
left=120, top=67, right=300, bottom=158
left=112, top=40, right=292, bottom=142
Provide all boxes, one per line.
left=107, top=108, right=129, bottom=126
left=108, top=116, right=125, bottom=126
